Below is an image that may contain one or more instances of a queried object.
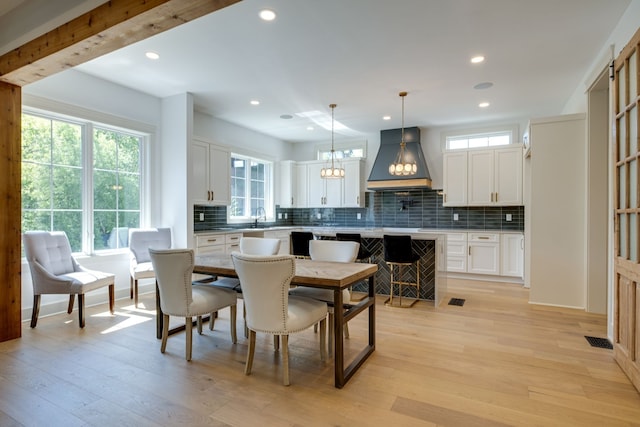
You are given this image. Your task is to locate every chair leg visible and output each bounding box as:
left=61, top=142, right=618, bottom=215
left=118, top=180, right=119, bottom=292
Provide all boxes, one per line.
left=197, top=316, right=203, bottom=335
left=108, top=284, right=115, bottom=315
left=319, top=318, right=327, bottom=362
left=78, top=294, right=85, bottom=328
left=229, top=305, right=237, bottom=344
left=245, top=330, right=256, bottom=375
left=274, top=335, right=280, bottom=351
left=67, top=295, right=75, bottom=314
left=160, top=313, right=170, bottom=353
left=243, top=304, right=248, bottom=339
left=328, top=312, right=334, bottom=356
left=185, top=316, right=193, bottom=361
left=282, top=334, right=290, bottom=386
left=134, top=279, right=139, bottom=308
left=130, top=276, right=134, bottom=299
left=30, top=295, right=41, bottom=328
left=209, top=312, right=216, bottom=331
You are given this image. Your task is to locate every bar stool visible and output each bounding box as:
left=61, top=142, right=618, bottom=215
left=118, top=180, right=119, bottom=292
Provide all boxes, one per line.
left=336, top=233, right=372, bottom=302
left=290, top=231, right=314, bottom=258
left=383, top=234, right=420, bottom=308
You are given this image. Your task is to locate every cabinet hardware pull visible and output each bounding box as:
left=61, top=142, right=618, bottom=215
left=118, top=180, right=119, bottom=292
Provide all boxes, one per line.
left=291, top=197, right=294, bottom=206
left=468, top=246, right=471, bottom=256
left=495, top=192, right=498, bottom=202
left=229, top=237, right=238, bottom=240
left=444, top=193, right=447, bottom=203
left=478, top=236, right=490, bottom=240
left=207, top=239, right=217, bottom=242
left=357, top=196, right=360, bottom=204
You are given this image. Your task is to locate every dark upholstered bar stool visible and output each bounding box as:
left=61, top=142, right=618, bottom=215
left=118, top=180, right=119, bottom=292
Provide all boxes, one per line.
left=290, top=231, right=314, bottom=258
left=336, top=233, right=373, bottom=263
left=383, top=234, right=420, bottom=308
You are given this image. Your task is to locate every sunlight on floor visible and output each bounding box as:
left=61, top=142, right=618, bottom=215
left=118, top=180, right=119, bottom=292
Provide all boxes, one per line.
left=94, top=305, right=154, bottom=334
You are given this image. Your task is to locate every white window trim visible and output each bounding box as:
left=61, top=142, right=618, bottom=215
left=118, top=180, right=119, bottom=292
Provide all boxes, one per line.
left=22, top=95, right=154, bottom=255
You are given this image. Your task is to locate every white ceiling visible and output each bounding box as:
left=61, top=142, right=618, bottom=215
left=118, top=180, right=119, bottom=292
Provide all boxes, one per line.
left=24, top=1, right=636, bottom=142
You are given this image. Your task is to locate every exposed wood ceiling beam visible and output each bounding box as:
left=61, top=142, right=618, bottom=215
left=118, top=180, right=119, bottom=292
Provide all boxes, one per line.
left=0, top=0, right=240, bottom=86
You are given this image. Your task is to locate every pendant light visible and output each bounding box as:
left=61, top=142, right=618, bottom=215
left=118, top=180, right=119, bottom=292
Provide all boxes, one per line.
left=389, top=91, right=417, bottom=176
left=320, top=103, right=345, bottom=179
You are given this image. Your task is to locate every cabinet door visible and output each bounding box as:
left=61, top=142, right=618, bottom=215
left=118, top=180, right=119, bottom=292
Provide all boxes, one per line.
left=324, top=176, right=342, bottom=207
left=192, top=140, right=210, bottom=204
left=446, top=232, right=467, bottom=272
left=501, top=233, right=524, bottom=277
left=494, top=147, right=523, bottom=205
left=467, top=150, right=494, bottom=205
left=209, top=145, right=230, bottom=205
left=306, top=163, right=325, bottom=207
left=342, top=160, right=364, bottom=207
left=468, top=233, right=500, bottom=275
left=277, top=161, right=295, bottom=208
left=443, top=152, right=467, bottom=206
left=294, top=163, right=308, bottom=207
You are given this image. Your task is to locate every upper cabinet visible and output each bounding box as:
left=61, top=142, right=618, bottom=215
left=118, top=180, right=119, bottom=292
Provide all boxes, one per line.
left=191, top=138, right=230, bottom=205
left=278, top=159, right=365, bottom=208
left=442, top=151, right=468, bottom=206
left=444, top=145, right=523, bottom=207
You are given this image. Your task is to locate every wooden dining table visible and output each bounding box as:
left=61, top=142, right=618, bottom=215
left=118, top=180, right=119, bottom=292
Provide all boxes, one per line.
left=187, top=254, right=378, bottom=389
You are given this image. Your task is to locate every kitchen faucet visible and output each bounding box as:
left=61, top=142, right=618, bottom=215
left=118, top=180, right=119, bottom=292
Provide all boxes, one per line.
left=253, top=207, right=266, bottom=228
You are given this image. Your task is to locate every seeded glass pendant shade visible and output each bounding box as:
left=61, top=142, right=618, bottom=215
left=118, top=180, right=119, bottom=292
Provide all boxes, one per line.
left=389, top=91, right=417, bottom=176
left=320, top=103, right=345, bottom=179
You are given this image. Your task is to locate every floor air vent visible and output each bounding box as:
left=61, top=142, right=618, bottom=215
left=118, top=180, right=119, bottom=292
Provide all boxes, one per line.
left=448, top=298, right=465, bottom=306
left=584, top=336, right=613, bottom=349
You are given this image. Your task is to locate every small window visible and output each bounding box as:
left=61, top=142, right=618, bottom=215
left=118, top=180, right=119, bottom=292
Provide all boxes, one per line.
left=447, top=131, right=512, bottom=150
left=317, top=140, right=366, bottom=160
left=443, top=125, right=518, bottom=151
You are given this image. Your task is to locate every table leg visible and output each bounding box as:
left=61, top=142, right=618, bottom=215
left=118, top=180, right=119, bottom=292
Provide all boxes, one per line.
left=334, top=287, right=345, bottom=387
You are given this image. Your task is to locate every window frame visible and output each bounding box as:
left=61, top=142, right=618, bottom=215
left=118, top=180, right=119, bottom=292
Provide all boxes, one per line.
left=442, top=124, right=519, bottom=152
left=227, top=152, right=274, bottom=224
left=22, top=98, right=152, bottom=255
left=316, top=139, right=367, bottom=161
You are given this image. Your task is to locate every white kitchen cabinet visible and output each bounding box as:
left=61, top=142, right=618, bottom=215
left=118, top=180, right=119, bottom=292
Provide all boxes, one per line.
left=446, top=232, right=468, bottom=272
left=195, top=233, right=226, bottom=255
left=342, top=159, right=365, bottom=207
left=294, top=163, right=308, bottom=208
left=277, top=160, right=296, bottom=208
left=264, top=230, right=291, bottom=255
left=501, top=233, right=524, bottom=277
left=306, top=161, right=342, bottom=207
left=467, top=232, right=500, bottom=275
left=442, top=152, right=467, bottom=206
left=468, top=146, right=523, bottom=206
left=192, top=138, right=230, bottom=205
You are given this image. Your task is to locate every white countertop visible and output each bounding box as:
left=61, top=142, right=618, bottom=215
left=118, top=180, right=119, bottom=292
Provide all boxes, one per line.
left=195, top=226, right=522, bottom=237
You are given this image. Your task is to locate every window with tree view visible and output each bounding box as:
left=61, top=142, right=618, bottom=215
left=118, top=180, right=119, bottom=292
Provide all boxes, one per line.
left=229, top=155, right=272, bottom=222
left=21, top=112, right=143, bottom=254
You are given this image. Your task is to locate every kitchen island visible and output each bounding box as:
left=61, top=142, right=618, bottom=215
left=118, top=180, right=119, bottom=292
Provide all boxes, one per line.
left=195, top=227, right=447, bottom=306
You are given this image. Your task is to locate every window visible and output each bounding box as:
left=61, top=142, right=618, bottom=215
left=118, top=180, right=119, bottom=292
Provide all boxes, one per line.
left=317, top=140, right=366, bottom=160
left=229, top=154, right=273, bottom=222
left=21, top=111, right=144, bottom=254
left=444, top=125, right=517, bottom=151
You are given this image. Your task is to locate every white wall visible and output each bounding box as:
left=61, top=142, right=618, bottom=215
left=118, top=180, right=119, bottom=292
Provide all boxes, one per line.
left=194, top=111, right=293, bottom=161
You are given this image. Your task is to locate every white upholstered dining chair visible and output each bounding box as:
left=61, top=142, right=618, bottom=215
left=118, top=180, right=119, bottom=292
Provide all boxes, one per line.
left=149, top=248, right=237, bottom=361
left=22, top=231, right=115, bottom=328
left=231, top=253, right=327, bottom=386
left=128, top=227, right=172, bottom=308
left=288, top=239, right=359, bottom=354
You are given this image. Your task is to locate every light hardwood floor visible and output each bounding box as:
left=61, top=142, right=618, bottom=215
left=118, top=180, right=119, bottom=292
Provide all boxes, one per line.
left=1, top=279, right=639, bottom=427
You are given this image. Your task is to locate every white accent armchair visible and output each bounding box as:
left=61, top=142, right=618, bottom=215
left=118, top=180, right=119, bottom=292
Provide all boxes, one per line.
left=23, top=231, right=115, bottom=328
left=149, top=248, right=237, bottom=361
left=232, top=253, right=327, bottom=386
left=128, top=228, right=171, bottom=307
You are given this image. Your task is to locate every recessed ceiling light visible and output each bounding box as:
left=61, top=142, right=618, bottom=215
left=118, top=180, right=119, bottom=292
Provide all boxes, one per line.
left=383, top=115, right=391, bottom=120
left=280, top=114, right=293, bottom=120
left=250, top=100, right=260, bottom=105
left=145, top=51, right=160, bottom=60
left=479, top=102, right=490, bottom=108
left=474, top=82, right=493, bottom=90
left=471, top=55, right=485, bottom=64
left=307, top=126, right=314, bottom=131
left=259, top=9, right=276, bottom=21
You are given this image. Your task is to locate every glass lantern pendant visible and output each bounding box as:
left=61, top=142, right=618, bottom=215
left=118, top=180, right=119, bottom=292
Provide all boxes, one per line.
left=389, top=91, right=417, bottom=176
